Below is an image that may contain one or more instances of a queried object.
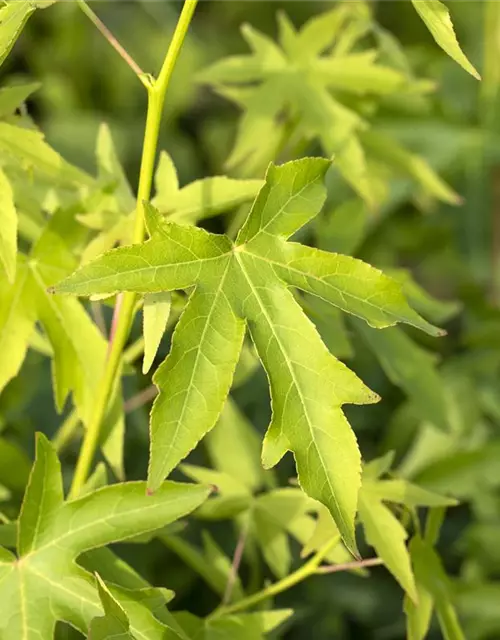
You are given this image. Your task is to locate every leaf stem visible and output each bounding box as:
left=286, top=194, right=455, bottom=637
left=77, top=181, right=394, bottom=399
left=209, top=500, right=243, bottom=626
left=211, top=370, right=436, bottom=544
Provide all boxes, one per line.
left=75, top=0, right=147, bottom=83
left=210, top=537, right=339, bottom=618
left=68, top=0, right=198, bottom=498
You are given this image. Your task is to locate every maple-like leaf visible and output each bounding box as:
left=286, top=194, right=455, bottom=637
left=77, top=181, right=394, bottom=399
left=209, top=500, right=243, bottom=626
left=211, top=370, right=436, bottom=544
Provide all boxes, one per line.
left=0, top=433, right=209, bottom=639
left=198, top=6, right=459, bottom=207
left=53, top=158, right=441, bottom=553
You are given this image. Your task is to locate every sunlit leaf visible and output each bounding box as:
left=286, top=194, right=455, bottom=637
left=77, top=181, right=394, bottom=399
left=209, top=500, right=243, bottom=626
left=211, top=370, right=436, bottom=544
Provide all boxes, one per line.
left=54, top=159, right=436, bottom=552
left=0, top=433, right=209, bottom=638
left=411, top=0, right=480, bottom=80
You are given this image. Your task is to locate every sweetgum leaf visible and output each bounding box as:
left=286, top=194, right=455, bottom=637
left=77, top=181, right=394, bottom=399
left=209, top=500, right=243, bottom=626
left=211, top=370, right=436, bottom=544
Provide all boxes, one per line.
left=0, top=433, right=209, bottom=639
left=359, top=483, right=418, bottom=602
left=53, top=159, right=440, bottom=553
left=411, top=0, right=480, bottom=80
left=200, top=6, right=456, bottom=205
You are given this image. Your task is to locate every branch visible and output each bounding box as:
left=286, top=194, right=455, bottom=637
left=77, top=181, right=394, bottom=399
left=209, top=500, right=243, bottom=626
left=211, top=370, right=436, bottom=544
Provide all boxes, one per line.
left=315, top=557, right=383, bottom=575
left=68, top=0, right=199, bottom=499
left=76, top=0, right=146, bottom=83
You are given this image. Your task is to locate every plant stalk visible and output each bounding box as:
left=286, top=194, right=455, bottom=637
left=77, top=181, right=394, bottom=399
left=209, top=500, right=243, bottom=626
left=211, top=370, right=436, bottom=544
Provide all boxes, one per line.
left=69, top=0, right=198, bottom=498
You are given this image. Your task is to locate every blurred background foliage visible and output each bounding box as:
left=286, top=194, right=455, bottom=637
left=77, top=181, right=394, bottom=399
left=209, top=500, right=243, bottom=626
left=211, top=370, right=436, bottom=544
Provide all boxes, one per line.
left=2, top=1, right=500, bottom=638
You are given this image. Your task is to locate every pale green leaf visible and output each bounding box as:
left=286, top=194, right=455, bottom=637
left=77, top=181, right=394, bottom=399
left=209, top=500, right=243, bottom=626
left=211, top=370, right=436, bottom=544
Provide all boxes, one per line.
left=54, top=159, right=436, bottom=552
left=408, top=536, right=466, bottom=640
left=362, top=130, right=461, bottom=205
left=96, top=123, right=135, bottom=213
left=0, top=433, right=209, bottom=639
left=372, top=479, right=458, bottom=508
left=411, top=0, right=480, bottom=79
left=295, top=5, right=352, bottom=58
left=386, top=268, right=461, bottom=324
left=0, top=122, right=92, bottom=187
left=0, top=81, right=40, bottom=117
left=313, top=51, right=407, bottom=95
left=359, top=484, right=418, bottom=601
left=0, top=1, right=36, bottom=66
left=0, top=260, right=37, bottom=393
left=142, top=291, right=171, bottom=374
left=163, top=176, right=263, bottom=225
left=301, top=504, right=340, bottom=558
left=176, top=609, right=293, bottom=640
left=354, top=322, right=449, bottom=431
left=153, top=151, right=179, bottom=208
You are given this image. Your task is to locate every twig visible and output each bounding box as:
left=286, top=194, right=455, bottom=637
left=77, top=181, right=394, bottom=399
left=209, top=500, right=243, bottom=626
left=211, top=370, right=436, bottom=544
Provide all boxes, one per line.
left=75, top=0, right=147, bottom=83
left=315, top=557, right=383, bottom=575
left=223, top=520, right=250, bottom=605
left=124, top=385, right=158, bottom=413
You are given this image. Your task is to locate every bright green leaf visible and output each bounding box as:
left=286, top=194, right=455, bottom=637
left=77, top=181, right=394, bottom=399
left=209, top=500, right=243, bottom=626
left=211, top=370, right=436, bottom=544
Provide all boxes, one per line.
left=411, top=0, right=480, bottom=79
left=0, top=168, right=16, bottom=282
left=0, top=433, right=209, bottom=638
left=53, top=159, right=436, bottom=552
left=359, top=484, right=418, bottom=601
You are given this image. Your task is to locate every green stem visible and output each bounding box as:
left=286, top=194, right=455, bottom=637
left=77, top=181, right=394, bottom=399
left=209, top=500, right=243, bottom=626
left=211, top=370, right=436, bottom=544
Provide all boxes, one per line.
left=210, top=537, right=339, bottom=618
left=76, top=0, right=147, bottom=83
left=69, top=0, right=198, bottom=498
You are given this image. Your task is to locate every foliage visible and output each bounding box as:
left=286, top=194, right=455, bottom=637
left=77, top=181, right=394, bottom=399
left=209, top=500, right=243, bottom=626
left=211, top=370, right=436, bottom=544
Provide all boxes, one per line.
left=0, top=1, right=498, bottom=639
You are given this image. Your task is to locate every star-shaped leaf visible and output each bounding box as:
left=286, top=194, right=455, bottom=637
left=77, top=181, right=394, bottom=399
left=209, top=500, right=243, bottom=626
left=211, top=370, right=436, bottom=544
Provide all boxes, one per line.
left=199, top=6, right=458, bottom=206
left=0, top=433, right=209, bottom=639
left=53, top=158, right=441, bottom=553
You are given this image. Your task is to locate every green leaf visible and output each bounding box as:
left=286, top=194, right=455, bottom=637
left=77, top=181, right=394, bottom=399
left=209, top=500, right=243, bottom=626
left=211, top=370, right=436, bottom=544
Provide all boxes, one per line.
left=354, top=322, right=449, bottom=431
left=406, top=536, right=465, bottom=640
left=96, top=123, right=135, bottom=213
left=361, top=130, right=461, bottom=205
left=0, top=433, right=209, bottom=638
left=176, top=609, right=293, bottom=640
left=386, top=268, right=461, bottom=324
left=301, top=504, right=340, bottom=558
left=142, top=291, right=171, bottom=374
left=0, top=81, right=40, bottom=117
left=371, top=479, right=458, bottom=508
left=200, top=7, right=447, bottom=205
left=0, top=260, right=37, bottom=393
left=0, top=1, right=36, bottom=67
left=0, top=122, right=92, bottom=187
left=359, top=483, right=418, bottom=601
left=89, top=574, right=133, bottom=640
left=53, top=159, right=436, bottom=552
left=411, top=0, right=480, bottom=80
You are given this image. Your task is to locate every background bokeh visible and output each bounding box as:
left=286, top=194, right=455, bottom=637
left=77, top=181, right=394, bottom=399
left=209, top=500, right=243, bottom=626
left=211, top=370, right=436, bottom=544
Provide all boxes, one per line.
left=2, top=2, right=500, bottom=638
